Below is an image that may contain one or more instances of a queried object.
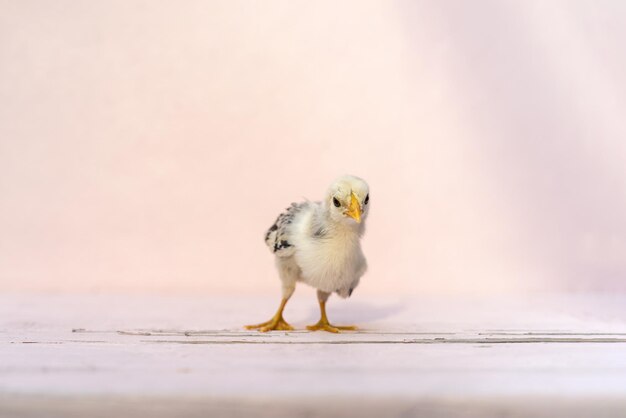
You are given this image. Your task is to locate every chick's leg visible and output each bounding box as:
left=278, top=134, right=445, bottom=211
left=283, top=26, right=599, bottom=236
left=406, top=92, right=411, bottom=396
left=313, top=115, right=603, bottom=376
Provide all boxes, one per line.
left=307, top=290, right=357, bottom=333
left=245, top=284, right=295, bottom=332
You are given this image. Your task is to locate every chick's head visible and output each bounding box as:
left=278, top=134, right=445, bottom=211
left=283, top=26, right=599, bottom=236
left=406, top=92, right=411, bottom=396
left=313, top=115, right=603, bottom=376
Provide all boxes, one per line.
left=326, top=175, right=370, bottom=225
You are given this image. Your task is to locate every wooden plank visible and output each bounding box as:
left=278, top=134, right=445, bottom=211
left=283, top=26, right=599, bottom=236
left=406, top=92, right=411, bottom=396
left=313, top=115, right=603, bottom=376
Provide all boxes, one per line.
left=2, top=294, right=626, bottom=417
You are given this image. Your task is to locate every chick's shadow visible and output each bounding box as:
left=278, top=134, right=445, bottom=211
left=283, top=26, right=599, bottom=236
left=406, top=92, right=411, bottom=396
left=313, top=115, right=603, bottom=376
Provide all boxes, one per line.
left=305, top=300, right=406, bottom=326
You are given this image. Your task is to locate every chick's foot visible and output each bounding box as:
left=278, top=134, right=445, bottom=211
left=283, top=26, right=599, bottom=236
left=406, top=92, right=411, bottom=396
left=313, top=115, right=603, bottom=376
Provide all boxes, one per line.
left=306, top=320, right=357, bottom=333
left=245, top=316, right=294, bottom=332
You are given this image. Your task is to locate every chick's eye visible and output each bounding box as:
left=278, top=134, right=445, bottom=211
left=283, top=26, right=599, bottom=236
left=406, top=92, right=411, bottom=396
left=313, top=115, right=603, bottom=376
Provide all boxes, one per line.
left=364, top=194, right=369, bottom=205
left=333, top=197, right=341, bottom=207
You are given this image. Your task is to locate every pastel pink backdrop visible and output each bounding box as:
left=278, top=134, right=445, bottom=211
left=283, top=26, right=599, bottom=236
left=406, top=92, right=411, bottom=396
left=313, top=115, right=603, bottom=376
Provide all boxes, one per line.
left=1, top=1, right=625, bottom=295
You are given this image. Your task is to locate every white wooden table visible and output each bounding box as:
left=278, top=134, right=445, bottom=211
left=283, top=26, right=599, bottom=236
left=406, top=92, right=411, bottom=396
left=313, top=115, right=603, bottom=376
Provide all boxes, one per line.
left=2, top=292, right=626, bottom=417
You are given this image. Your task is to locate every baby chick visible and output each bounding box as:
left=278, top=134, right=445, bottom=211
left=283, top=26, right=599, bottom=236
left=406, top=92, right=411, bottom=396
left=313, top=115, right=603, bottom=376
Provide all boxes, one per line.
left=246, top=175, right=369, bottom=333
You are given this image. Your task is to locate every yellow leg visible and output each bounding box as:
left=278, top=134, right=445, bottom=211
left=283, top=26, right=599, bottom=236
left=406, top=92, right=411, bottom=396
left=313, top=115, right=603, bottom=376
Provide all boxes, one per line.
left=307, top=300, right=357, bottom=333
left=245, top=298, right=294, bottom=332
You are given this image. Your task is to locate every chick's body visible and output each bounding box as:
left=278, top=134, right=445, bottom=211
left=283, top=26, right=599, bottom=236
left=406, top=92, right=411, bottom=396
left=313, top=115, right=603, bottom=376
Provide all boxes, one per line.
left=247, top=175, right=370, bottom=333
left=266, top=201, right=366, bottom=298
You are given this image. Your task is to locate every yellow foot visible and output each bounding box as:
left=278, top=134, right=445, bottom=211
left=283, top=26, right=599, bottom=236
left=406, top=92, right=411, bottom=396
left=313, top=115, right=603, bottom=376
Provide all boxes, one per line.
left=306, top=321, right=358, bottom=333
left=245, top=317, right=294, bottom=332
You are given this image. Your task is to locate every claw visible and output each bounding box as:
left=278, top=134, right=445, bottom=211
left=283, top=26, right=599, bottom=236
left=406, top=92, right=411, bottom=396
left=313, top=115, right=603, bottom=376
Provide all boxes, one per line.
left=246, top=317, right=294, bottom=332
left=307, top=299, right=357, bottom=333
left=306, top=320, right=357, bottom=333
left=245, top=298, right=293, bottom=332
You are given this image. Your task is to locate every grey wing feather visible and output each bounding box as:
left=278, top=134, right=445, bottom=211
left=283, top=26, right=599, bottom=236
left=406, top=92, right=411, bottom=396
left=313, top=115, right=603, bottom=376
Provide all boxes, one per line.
left=264, top=202, right=308, bottom=257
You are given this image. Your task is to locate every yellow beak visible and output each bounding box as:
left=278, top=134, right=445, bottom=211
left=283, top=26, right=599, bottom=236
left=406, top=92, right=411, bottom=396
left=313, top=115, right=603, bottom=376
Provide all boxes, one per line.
left=345, top=192, right=362, bottom=223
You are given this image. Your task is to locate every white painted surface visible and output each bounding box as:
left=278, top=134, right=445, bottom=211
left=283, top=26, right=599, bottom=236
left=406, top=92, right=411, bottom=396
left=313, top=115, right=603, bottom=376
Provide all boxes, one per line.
left=2, top=293, right=626, bottom=417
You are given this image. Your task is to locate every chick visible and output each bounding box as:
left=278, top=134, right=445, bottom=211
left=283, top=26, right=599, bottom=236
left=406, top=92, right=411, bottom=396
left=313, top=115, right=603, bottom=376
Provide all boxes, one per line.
left=246, top=175, right=369, bottom=333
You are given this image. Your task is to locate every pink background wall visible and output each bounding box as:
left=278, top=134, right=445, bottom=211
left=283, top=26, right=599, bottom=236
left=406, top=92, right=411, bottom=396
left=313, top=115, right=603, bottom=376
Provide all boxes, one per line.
left=1, top=1, right=625, bottom=295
